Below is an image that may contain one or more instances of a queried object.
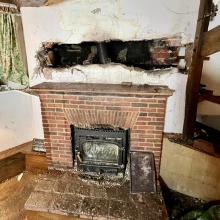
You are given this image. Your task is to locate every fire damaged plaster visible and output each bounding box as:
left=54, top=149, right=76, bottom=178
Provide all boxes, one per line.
left=34, top=64, right=176, bottom=84
left=21, top=0, right=197, bottom=85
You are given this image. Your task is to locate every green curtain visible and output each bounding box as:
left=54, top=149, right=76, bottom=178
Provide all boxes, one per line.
left=0, top=13, right=28, bottom=86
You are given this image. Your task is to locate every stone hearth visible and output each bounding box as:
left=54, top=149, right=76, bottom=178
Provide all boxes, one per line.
left=32, top=82, right=172, bottom=174
left=25, top=171, right=166, bottom=219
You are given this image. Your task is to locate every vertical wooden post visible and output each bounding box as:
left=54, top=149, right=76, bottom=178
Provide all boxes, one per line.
left=183, top=0, right=213, bottom=140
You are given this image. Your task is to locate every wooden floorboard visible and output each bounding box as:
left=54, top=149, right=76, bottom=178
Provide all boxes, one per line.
left=25, top=152, right=48, bottom=172
left=0, top=141, right=48, bottom=174
left=25, top=210, right=88, bottom=220
left=0, top=152, right=25, bottom=183
left=0, top=141, right=32, bottom=160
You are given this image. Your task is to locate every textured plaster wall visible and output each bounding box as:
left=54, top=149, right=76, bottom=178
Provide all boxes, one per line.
left=160, top=138, right=220, bottom=201
left=0, top=91, right=44, bottom=151
left=20, top=0, right=199, bottom=133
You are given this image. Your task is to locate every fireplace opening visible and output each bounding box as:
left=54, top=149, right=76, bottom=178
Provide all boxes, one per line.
left=71, top=126, right=129, bottom=176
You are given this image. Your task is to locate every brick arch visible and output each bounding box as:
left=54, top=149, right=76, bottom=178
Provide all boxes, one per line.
left=64, top=109, right=139, bottom=130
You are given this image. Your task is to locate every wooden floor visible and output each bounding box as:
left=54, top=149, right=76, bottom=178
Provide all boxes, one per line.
left=0, top=172, right=38, bottom=220
left=0, top=141, right=32, bottom=160
left=0, top=171, right=88, bottom=220
left=25, top=210, right=87, bottom=220
left=25, top=151, right=48, bottom=172
left=0, top=153, right=25, bottom=183
left=0, top=142, right=48, bottom=220
left=0, top=143, right=47, bottom=184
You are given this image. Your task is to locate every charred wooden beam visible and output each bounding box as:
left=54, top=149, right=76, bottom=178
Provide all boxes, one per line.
left=201, top=25, right=220, bottom=56
left=183, top=0, right=213, bottom=140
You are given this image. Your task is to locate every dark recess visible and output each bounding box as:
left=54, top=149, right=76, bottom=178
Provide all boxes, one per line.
left=37, top=40, right=179, bottom=70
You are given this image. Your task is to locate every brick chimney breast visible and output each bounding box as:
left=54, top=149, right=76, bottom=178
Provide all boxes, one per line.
left=32, top=82, right=173, bottom=174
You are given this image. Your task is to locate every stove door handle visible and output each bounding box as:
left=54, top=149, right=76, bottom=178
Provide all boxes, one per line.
left=77, top=152, right=83, bottom=163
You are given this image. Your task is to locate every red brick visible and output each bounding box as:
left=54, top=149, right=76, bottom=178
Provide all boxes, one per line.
left=156, top=109, right=165, bottom=114
left=132, top=103, right=148, bottom=107
left=63, top=95, right=77, bottom=100
left=93, top=96, right=107, bottom=101
left=155, top=117, right=164, bottom=122
left=80, top=96, right=94, bottom=100
left=140, top=98, right=157, bottom=103
left=148, top=122, right=164, bottom=126
left=156, top=126, right=164, bottom=131
left=157, top=99, right=166, bottom=104
left=106, top=106, right=121, bottom=111
left=149, top=103, right=165, bottom=108
left=93, top=106, right=106, bottom=110
left=146, top=138, right=162, bottom=143
left=63, top=104, right=79, bottom=108
left=79, top=105, right=94, bottom=109
left=46, top=94, right=63, bottom=99
left=137, top=116, right=152, bottom=121
left=69, top=100, right=85, bottom=105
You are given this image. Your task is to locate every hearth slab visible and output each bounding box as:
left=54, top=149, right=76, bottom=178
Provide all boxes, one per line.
left=25, top=171, right=166, bottom=220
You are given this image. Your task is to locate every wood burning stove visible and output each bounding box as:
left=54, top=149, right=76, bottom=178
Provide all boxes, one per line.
left=72, top=126, right=129, bottom=175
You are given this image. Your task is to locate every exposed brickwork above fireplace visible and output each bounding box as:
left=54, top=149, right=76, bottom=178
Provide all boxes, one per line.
left=64, top=109, right=139, bottom=129
left=32, top=82, right=172, bottom=174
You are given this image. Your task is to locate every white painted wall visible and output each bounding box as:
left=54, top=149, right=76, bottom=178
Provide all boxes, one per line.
left=20, top=0, right=199, bottom=133
left=0, top=91, right=44, bottom=152
left=197, top=1, right=220, bottom=130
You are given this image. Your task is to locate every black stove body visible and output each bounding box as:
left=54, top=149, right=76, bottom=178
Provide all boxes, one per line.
left=72, top=126, right=129, bottom=175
